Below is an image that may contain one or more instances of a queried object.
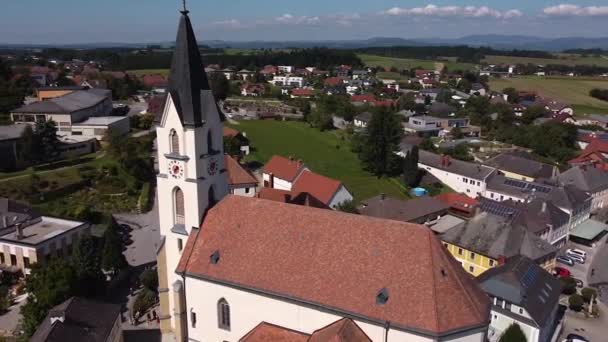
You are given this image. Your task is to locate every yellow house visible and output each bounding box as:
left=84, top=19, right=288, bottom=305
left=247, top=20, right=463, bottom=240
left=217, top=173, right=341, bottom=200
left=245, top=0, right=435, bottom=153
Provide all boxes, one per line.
left=484, top=152, right=558, bottom=182
left=440, top=212, right=557, bottom=277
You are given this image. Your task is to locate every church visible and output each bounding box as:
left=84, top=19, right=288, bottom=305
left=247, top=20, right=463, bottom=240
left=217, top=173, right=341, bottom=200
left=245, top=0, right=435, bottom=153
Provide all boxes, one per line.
left=155, top=6, right=491, bottom=342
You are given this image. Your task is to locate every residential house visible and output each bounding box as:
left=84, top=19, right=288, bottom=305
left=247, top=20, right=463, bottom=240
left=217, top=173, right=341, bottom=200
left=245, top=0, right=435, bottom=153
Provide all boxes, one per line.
left=277, top=65, right=294, bottom=74
left=418, top=151, right=496, bottom=198
left=440, top=212, right=558, bottom=276
left=290, top=88, right=314, bottom=99
left=224, top=155, right=258, bottom=198
left=359, top=195, right=449, bottom=225
left=353, top=112, right=372, bottom=128
left=257, top=188, right=329, bottom=209
left=435, top=193, right=479, bottom=218
left=260, top=65, right=278, bottom=77
left=470, top=83, right=487, bottom=96
left=0, top=198, right=91, bottom=275
left=569, top=136, right=608, bottom=171
left=580, top=114, right=608, bottom=129
left=240, top=84, right=265, bottom=97
left=544, top=100, right=573, bottom=116
left=559, top=165, right=608, bottom=213
left=323, top=77, right=346, bottom=87
left=220, top=68, right=236, bottom=80
left=480, top=198, right=570, bottom=248
left=31, top=297, right=122, bottom=342
left=292, top=170, right=353, bottom=209
left=478, top=256, right=561, bottom=342
left=352, top=70, right=368, bottom=79
left=237, top=69, right=256, bottom=81
left=270, top=75, right=304, bottom=88
left=404, top=116, right=444, bottom=136
left=223, top=127, right=250, bottom=155
left=262, top=155, right=307, bottom=190
left=484, top=151, right=558, bottom=182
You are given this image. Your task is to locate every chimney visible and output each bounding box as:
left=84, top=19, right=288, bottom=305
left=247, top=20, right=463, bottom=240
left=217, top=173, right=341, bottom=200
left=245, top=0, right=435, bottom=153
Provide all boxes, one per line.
left=269, top=173, right=275, bottom=189
left=541, top=201, right=547, bottom=213
left=16, top=223, right=23, bottom=240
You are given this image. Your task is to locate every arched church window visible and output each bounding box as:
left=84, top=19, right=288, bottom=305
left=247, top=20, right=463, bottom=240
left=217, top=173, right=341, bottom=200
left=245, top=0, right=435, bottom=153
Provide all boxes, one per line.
left=217, top=298, right=230, bottom=330
left=174, top=187, right=185, bottom=225
left=170, top=129, right=180, bottom=154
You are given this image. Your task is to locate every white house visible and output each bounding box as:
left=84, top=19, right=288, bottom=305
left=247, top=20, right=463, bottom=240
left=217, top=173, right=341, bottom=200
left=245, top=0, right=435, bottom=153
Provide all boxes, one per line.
left=224, top=155, right=258, bottom=198
left=418, top=150, right=496, bottom=198
left=559, top=165, right=608, bottom=213
left=278, top=65, right=294, bottom=74
left=69, top=116, right=130, bottom=140
left=292, top=170, right=354, bottom=209
left=478, top=256, right=561, bottom=342
left=261, top=155, right=307, bottom=191
left=155, top=8, right=491, bottom=342
left=354, top=112, right=372, bottom=128
left=270, top=75, right=304, bottom=88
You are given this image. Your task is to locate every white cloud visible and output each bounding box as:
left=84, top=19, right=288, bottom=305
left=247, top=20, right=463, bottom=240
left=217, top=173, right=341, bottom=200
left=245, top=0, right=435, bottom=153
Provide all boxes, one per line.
left=275, top=14, right=321, bottom=25
left=209, top=19, right=244, bottom=29
left=384, top=5, right=522, bottom=19
left=543, top=4, right=608, bottom=17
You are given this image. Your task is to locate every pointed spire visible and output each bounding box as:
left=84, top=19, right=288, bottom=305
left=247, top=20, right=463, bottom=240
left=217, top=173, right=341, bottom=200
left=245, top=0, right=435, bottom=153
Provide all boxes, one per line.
left=181, top=0, right=188, bottom=14
left=166, top=9, right=214, bottom=127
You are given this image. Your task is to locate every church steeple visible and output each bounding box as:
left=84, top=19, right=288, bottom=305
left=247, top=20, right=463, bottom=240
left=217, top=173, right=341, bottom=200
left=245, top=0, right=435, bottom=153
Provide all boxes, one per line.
left=166, top=9, right=214, bottom=128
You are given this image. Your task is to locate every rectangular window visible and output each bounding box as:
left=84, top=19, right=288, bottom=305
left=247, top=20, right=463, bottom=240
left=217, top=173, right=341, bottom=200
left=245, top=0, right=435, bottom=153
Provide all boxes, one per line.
left=458, top=248, right=463, bottom=255
left=519, top=308, right=524, bottom=314
left=468, top=266, right=474, bottom=273
left=24, top=257, right=30, bottom=269
left=191, top=310, right=197, bottom=328
left=0, top=253, right=4, bottom=264
left=10, top=254, right=17, bottom=266
left=489, top=259, right=495, bottom=267
left=177, top=238, right=183, bottom=252
left=505, top=302, right=512, bottom=311
left=470, top=252, right=475, bottom=260
left=245, top=187, right=250, bottom=194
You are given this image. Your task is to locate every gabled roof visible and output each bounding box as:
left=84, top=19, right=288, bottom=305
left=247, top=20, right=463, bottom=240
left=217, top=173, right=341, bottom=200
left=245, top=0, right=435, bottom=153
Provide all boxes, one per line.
left=440, top=212, right=557, bottom=262
left=224, top=155, right=258, bottom=186
left=478, top=256, right=560, bottom=327
left=262, top=155, right=306, bottom=182
left=359, top=195, right=449, bottom=223
left=308, top=318, right=371, bottom=342
left=419, top=150, right=495, bottom=181
left=30, top=297, right=121, bottom=342
left=162, top=10, right=217, bottom=128
left=292, top=170, right=346, bottom=206
left=559, top=165, right=608, bottom=193
left=240, top=322, right=309, bottom=342
left=354, top=112, right=373, bottom=123
left=484, top=152, right=556, bottom=180
left=258, top=188, right=329, bottom=209
left=12, top=89, right=110, bottom=114
left=177, top=195, right=490, bottom=337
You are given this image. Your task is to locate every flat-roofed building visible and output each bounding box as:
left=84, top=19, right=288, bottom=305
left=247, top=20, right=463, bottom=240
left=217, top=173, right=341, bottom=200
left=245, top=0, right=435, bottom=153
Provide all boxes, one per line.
left=0, top=198, right=90, bottom=275
left=70, top=116, right=130, bottom=140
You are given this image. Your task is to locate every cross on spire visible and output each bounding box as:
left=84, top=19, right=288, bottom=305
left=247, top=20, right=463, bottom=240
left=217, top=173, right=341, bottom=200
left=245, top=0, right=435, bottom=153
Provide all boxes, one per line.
left=181, top=0, right=189, bottom=14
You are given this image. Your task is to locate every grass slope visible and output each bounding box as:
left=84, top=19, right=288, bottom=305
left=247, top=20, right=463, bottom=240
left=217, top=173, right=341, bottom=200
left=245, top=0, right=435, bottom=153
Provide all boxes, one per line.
left=229, top=120, right=407, bottom=201
left=489, top=76, right=608, bottom=115
left=358, top=54, right=476, bottom=72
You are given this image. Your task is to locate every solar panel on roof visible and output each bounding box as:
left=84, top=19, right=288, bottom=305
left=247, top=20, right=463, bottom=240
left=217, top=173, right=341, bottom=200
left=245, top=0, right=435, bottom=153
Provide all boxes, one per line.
left=521, top=265, right=538, bottom=288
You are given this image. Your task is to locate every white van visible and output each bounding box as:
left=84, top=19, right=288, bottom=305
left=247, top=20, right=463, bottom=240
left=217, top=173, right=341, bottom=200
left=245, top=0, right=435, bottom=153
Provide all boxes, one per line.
left=566, top=248, right=587, bottom=259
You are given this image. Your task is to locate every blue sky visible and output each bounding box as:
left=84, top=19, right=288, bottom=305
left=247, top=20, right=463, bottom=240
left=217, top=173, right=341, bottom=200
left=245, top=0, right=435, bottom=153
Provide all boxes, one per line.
left=1, top=1, right=608, bottom=44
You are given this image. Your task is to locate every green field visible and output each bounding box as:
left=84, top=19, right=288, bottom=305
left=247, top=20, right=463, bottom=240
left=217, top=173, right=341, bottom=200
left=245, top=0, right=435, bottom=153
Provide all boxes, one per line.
left=483, top=54, right=608, bottom=67
left=489, top=76, right=608, bottom=115
left=228, top=120, right=408, bottom=201
left=358, top=54, right=477, bottom=72
left=126, top=69, right=170, bottom=76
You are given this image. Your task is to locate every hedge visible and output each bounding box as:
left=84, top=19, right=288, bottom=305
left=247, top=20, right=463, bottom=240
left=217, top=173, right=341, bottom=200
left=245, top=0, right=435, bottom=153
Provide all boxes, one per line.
left=138, top=182, right=152, bottom=213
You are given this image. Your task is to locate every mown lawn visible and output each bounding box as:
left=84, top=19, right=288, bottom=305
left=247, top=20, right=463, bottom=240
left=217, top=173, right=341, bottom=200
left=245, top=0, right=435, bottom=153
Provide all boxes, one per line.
left=489, top=76, right=608, bottom=115
left=228, top=120, right=408, bottom=201
left=483, top=54, right=608, bottom=68
left=358, top=54, right=476, bottom=72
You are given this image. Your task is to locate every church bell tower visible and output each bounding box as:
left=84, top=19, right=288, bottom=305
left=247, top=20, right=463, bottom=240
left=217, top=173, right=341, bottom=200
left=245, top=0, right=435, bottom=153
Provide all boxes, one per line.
left=155, top=5, right=228, bottom=338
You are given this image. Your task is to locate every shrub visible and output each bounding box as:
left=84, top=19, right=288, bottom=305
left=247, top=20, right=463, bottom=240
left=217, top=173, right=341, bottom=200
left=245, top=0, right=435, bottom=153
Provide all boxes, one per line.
left=140, top=269, right=159, bottom=292
left=569, top=294, right=585, bottom=312
left=132, top=288, right=156, bottom=318
left=560, top=277, right=577, bottom=295
left=499, top=323, right=526, bottom=342
left=581, top=287, right=598, bottom=303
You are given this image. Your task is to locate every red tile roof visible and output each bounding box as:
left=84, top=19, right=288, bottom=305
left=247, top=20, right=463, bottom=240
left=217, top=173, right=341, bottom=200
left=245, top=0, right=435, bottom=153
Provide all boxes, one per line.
left=292, top=171, right=344, bottom=206
left=308, top=318, right=371, bottom=342
left=258, top=188, right=329, bottom=209
left=435, top=193, right=479, bottom=215
left=324, top=77, right=345, bottom=87
left=569, top=138, right=608, bottom=170
left=224, top=155, right=258, bottom=186
left=262, top=155, right=306, bottom=182
left=240, top=322, right=309, bottom=342
left=291, top=88, right=314, bottom=97
left=177, top=195, right=490, bottom=336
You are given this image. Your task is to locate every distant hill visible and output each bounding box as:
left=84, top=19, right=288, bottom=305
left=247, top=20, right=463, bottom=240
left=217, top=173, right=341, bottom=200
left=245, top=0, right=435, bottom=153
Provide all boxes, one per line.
left=2, top=35, right=608, bottom=51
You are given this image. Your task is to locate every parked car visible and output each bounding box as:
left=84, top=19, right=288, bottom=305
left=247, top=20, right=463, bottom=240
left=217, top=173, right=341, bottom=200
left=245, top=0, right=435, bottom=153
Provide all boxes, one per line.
left=567, top=253, right=586, bottom=264
left=557, top=255, right=575, bottom=266
left=566, top=248, right=587, bottom=259
left=564, top=333, right=589, bottom=342
left=553, top=267, right=571, bottom=278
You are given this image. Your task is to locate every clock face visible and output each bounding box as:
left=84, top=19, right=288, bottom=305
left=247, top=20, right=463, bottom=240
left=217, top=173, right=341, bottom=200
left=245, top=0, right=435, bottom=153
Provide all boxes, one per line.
left=207, top=158, right=218, bottom=176
left=168, top=160, right=184, bottom=179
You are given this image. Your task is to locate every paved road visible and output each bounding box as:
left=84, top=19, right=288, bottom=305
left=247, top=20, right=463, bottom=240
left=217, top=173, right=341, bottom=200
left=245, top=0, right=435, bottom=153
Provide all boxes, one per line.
left=0, top=294, right=26, bottom=337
